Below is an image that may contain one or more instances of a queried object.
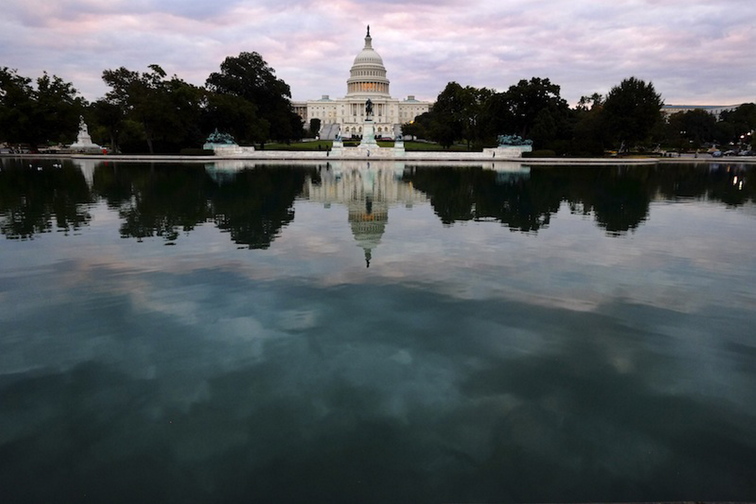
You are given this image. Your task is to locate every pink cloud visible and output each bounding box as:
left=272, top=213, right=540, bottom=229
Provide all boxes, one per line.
left=0, top=0, right=753, bottom=105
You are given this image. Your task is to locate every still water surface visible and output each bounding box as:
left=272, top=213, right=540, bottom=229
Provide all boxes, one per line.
left=1, top=158, right=755, bottom=503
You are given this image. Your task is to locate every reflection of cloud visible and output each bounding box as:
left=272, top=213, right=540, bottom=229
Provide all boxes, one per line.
left=2, top=164, right=756, bottom=501
left=1, top=256, right=755, bottom=502
left=1, top=171, right=754, bottom=497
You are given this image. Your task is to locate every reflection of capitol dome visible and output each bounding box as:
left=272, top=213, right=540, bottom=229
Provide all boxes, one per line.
left=349, top=197, right=388, bottom=268
left=346, top=26, right=390, bottom=98
left=303, top=162, right=429, bottom=267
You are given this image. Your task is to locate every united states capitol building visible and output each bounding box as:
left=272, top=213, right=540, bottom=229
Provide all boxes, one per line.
left=292, top=27, right=430, bottom=140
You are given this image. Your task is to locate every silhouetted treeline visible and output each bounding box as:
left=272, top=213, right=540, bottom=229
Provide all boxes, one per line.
left=1, top=53, right=304, bottom=154
left=403, top=78, right=755, bottom=156
left=4, top=64, right=754, bottom=155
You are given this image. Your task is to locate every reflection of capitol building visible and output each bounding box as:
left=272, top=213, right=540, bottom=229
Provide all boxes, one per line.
left=292, top=27, right=431, bottom=139
left=303, top=161, right=428, bottom=266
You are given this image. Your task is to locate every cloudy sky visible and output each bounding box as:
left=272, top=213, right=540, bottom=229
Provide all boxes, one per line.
left=1, top=0, right=754, bottom=106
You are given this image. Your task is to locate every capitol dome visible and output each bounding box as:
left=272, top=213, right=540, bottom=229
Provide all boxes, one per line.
left=346, top=26, right=391, bottom=98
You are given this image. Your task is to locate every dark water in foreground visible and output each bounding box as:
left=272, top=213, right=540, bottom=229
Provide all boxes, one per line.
left=1, top=158, right=755, bottom=503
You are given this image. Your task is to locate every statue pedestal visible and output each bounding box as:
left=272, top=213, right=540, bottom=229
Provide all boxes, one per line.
left=359, top=120, right=378, bottom=148
left=206, top=144, right=256, bottom=156
left=75, top=131, right=93, bottom=146
left=69, top=121, right=103, bottom=153
left=331, top=139, right=344, bottom=156
left=393, top=138, right=405, bottom=157
left=482, top=145, right=532, bottom=159
left=203, top=142, right=253, bottom=152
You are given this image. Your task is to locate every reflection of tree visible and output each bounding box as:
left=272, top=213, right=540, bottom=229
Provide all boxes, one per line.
left=655, top=164, right=756, bottom=206
left=209, top=166, right=309, bottom=249
left=92, top=161, right=137, bottom=207
left=92, top=163, right=310, bottom=248
left=405, top=167, right=477, bottom=224
left=655, top=165, right=712, bottom=201
left=560, top=166, right=652, bottom=235
left=4, top=161, right=753, bottom=245
left=407, top=165, right=657, bottom=235
left=590, top=175, right=651, bottom=235
left=705, top=164, right=755, bottom=207
left=406, top=166, right=560, bottom=232
left=0, top=158, right=93, bottom=239
left=475, top=170, right=562, bottom=232
left=92, top=162, right=211, bottom=242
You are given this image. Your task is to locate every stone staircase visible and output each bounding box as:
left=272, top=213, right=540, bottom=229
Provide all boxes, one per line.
left=319, top=123, right=340, bottom=140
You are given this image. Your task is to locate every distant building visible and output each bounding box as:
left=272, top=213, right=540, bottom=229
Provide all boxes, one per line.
left=292, top=27, right=431, bottom=139
left=661, top=104, right=741, bottom=119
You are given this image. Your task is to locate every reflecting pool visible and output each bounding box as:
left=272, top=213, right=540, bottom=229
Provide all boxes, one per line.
left=1, top=158, right=755, bottom=503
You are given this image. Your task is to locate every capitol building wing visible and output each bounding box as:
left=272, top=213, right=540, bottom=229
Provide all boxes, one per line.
left=292, top=27, right=430, bottom=139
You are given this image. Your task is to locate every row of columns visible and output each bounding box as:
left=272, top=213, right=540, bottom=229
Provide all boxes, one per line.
left=348, top=82, right=389, bottom=94
left=349, top=102, right=388, bottom=118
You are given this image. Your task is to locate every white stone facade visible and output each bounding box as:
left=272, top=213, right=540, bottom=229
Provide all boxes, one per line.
left=293, top=27, right=430, bottom=138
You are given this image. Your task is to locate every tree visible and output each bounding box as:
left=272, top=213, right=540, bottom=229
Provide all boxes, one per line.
left=102, top=65, right=204, bottom=153
left=163, top=74, right=205, bottom=148
left=202, top=92, right=268, bottom=145
left=718, top=103, right=756, bottom=146
left=502, top=77, right=569, bottom=145
left=666, top=109, right=717, bottom=149
left=309, top=118, right=321, bottom=138
left=0, top=68, right=34, bottom=145
left=206, top=52, right=303, bottom=142
left=460, top=86, right=495, bottom=148
left=102, top=65, right=164, bottom=153
left=478, top=78, right=571, bottom=151
left=602, top=77, right=663, bottom=149
left=576, top=93, right=604, bottom=112
left=90, top=98, right=125, bottom=152
left=33, top=72, right=85, bottom=146
left=571, top=93, right=607, bottom=155
left=400, top=116, right=427, bottom=140
left=425, top=82, right=496, bottom=149
left=0, top=68, right=85, bottom=149
left=426, top=82, right=466, bottom=147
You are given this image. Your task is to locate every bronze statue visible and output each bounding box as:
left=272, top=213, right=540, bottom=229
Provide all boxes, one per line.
left=497, top=134, right=533, bottom=146
left=206, top=128, right=236, bottom=145
left=365, top=99, right=373, bottom=117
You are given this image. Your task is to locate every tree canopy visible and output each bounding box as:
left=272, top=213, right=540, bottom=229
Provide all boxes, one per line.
left=95, top=53, right=304, bottom=152
left=502, top=77, right=569, bottom=143
left=0, top=68, right=85, bottom=149
left=101, top=65, right=204, bottom=153
left=602, top=77, right=664, bottom=149
left=408, top=77, right=570, bottom=151
left=206, top=52, right=303, bottom=143
left=719, top=103, right=756, bottom=145
left=2, top=57, right=754, bottom=155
